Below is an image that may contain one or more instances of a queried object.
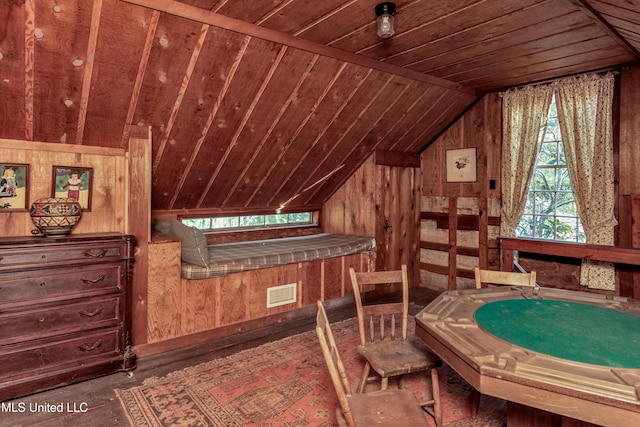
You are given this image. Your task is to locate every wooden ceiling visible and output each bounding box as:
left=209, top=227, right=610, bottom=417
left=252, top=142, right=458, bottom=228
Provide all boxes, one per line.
left=1, top=0, right=638, bottom=213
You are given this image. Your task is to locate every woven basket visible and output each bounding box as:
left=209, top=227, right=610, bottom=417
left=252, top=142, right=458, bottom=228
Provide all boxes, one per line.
left=30, top=197, right=82, bottom=236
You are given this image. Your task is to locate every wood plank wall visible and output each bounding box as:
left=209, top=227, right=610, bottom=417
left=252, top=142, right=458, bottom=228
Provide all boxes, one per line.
left=618, top=66, right=640, bottom=298
left=322, top=155, right=377, bottom=237
left=322, top=152, right=421, bottom=286
left=141, top=245, right=371, bottom=356
left=422, top=66, right=640, bottom=296
left=420, top=94, right=501, bottom=290
left=0, top=138, right=127, bottom=236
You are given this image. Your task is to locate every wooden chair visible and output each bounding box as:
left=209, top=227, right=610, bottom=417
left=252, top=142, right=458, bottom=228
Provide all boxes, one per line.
left=315, top=301, right=432, bottom=427
left=474, top=267, right=537, bottom=289
left=349, top=265, right=442, bottom=427
left=471, top=266, right=537, bottom=417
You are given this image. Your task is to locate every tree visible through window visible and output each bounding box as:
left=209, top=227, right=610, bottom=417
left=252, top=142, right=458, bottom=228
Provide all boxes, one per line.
left=183, top=212, right=315, bottom=232
left=516, top=95, right=585, bottom=242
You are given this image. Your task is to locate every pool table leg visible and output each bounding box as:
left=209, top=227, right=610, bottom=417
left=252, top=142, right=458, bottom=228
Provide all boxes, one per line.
left=507, top=402, right=603, bottom=426
left=507, top=401, right=561, bottom=426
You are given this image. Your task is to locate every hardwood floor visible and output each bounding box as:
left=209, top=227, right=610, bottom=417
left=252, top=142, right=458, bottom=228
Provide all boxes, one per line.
left=1, top=287, right=441, bottom=427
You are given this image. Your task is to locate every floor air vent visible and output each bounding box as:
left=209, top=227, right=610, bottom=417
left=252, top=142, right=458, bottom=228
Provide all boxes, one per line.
left=267, top=283, right=297, bottom=308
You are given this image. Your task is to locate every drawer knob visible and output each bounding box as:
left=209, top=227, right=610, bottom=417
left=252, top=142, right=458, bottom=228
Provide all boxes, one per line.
left=79, top=308, right=103, bottom=317
left=81, top=274, right=107, bottom=284
left=82, top=249, right=108, bottom=258
left=78, top=340, right=102, bottom=352
left=38, top=317, right=45, bottom=322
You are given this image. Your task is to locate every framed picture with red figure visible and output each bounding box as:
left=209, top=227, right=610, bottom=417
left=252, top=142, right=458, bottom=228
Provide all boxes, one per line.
left=52, top=166, right=93, bottom=211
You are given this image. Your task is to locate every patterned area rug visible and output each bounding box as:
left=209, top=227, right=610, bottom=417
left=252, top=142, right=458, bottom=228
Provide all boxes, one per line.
left=116, top=318, right=505, bottom=426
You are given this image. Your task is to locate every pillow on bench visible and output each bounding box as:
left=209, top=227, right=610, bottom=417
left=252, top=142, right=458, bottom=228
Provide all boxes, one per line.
left=154, top=219, right=210, bottom=268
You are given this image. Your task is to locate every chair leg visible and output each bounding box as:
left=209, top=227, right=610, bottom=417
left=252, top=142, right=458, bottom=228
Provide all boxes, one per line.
left=357, top=362, right=371, bottom=393
left=398, top=374, right=406, bottom=389
left=380, top=377, right=389, bottom=390
left=470, top=389, right=481, bottom=418
left=431, top=367, right=442, bottom=427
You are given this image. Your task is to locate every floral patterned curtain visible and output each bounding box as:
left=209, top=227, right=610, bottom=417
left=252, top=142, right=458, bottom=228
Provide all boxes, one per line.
left=554, top=73, right=617, bottom=290
left=499, top=85, right=553, bottom=237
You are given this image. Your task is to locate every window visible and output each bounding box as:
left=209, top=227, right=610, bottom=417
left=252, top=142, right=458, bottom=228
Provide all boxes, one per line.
left=516, top=95, right=585, bottom=243
left=182, top=212, right=316, bottom=232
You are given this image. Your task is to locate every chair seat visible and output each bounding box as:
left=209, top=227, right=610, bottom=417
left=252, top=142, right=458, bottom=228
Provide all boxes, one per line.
left=345, top=388, right=429, bottom=426
left=357, top=338, right=441, bottom=378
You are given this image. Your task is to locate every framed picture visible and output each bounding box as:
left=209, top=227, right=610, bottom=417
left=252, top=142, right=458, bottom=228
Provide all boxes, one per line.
left=446, top=148, right=477, bottom=183
left=0, top=163, right=29, bottom=211
left=52, top=166, right=93, bottom=211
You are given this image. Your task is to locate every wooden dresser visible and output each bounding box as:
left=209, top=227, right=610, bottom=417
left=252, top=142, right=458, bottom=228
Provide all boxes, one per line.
left=0, top=233, right=136, bottom=401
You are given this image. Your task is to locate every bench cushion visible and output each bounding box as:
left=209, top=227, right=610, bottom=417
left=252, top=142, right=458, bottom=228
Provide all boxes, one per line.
left=181, top=233, right=376, bottom=280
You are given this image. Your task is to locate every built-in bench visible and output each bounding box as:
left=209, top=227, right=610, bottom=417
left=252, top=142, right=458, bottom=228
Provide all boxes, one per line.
left=143, top=227, right=376, bottom=356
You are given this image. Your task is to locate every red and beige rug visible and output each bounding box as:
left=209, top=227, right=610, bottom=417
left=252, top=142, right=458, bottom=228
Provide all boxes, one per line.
left=116, top=318, right=505, bottom=426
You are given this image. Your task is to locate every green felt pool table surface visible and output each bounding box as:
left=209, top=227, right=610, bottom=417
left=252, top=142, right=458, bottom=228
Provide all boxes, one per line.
left=475, top=298, right=640, bottom=368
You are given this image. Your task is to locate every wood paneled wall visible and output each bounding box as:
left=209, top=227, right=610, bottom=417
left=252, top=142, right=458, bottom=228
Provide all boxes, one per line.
left=322, top=152, right=421, bottom=285
left=619, top=67, right=640, bottom=196
left=422, top=94, right=501, bottom=199
left=322, top=155, right=377, bottom=237
left=420, top=94, right=501, bottom=290
left=617, top=66, right=640, bottom=298
left=0, top=138, right=127, bottom=236
left=141, top=243, right=371, bottom=356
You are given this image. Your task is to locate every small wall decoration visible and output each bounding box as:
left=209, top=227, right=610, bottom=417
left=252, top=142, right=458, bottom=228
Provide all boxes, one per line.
left=52, top=166, right=93, bottom=211
left=446, top=147, right=477, bottom=183
left=0, top=163, right=29, bottom=211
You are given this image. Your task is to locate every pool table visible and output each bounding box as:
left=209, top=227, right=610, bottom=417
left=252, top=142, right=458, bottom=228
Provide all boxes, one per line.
left=414, top=287, right=640, bottom=427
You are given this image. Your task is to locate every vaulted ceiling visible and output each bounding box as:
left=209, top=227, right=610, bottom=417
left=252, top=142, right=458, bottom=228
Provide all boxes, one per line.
left=1, top=0, right=638, bottom=212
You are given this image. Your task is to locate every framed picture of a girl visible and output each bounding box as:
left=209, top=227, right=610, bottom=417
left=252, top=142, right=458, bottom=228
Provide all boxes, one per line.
left=52, top=166, right=93, bottom=211
left=0, top=163, right=29, bottom=211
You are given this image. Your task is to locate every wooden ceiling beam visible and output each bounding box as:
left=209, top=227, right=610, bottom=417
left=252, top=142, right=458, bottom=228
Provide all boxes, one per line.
left=164, top=24, right=210, bottom=208
left=153, top=24, right=209, bottom=174
left=190, top=35, right=250, bottom=209
left=568, top=0, right=640, bottom=60
left=121, top=10, right=160, bottom=148
left=218, top=45, right=289, bottom=208
left=119, top=0, right=483, bottom=97
left=76, top=0, right=104, bottom=145
left=244, top=60, right=348, bottom=207
left=269, top=67, right=374, bottom=208
left=375, top=150, right=421, bottom=168
left=24, top=0, right=35, bottom=140
left=226, top=52, right=319, bottom=208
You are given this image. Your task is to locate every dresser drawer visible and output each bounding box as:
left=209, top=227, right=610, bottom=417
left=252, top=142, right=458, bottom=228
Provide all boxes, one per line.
left=0, top=241, right=126, bottom=271
left=0, top=328, right=123, bottom=379
left=0, top=296, right=122, bottom=345
left=0, top=264, right=122, bottom=306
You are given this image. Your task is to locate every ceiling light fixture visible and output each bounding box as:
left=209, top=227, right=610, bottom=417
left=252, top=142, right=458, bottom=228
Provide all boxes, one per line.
left=375, top=2, right=396, bottom=39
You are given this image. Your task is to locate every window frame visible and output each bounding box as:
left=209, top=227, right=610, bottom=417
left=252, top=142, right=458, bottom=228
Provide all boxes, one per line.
left=181, top=211, right=319, bottom=234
